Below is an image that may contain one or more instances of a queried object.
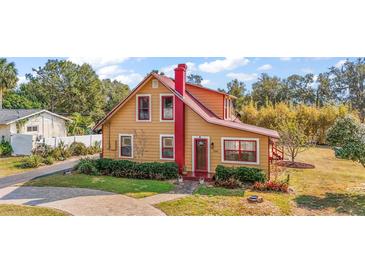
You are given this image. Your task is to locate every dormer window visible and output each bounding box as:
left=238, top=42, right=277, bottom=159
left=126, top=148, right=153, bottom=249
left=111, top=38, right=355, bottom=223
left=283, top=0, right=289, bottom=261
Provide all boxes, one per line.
left=160, top=94, right=174, bottom=121
left=224, top=97, right=231, bottom=120
left=136, top=94, right=151, bottom=122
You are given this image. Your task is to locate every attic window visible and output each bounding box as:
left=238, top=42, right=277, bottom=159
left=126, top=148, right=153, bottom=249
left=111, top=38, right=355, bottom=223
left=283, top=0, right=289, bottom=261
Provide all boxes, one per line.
left=152, top=79, right=159, bottom=88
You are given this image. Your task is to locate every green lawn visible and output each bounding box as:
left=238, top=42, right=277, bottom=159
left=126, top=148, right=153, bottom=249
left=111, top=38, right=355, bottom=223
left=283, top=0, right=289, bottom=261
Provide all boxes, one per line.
left=24, top=173, right=175, bottom=198
left=0, top=204, right=70, bottom=216
left=194, top=185, right=244, bottom=196
left=157, top=147, right=365, bottom=216
left=0, top=156, right=26, bottom=178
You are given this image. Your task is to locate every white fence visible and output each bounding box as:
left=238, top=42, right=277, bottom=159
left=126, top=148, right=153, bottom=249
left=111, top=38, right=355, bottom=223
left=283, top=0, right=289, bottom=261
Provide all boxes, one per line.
left=11, top=134, right=33, bottom=156
left=41, top=134, right=102, bottom=148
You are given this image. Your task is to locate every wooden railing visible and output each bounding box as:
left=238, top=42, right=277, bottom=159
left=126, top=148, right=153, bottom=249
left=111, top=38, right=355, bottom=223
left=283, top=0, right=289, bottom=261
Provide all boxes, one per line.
left=271, top=144, right=284, bottom=160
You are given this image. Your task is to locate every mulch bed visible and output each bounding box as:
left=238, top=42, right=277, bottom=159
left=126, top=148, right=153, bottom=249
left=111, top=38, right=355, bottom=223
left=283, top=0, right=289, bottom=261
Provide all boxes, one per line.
left=275, top=160, right=315, bottom=169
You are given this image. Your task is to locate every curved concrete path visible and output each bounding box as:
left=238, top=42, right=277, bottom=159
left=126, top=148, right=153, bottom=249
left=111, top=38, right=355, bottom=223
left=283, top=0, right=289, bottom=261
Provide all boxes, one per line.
left=0, top=186, right=165, bottom=216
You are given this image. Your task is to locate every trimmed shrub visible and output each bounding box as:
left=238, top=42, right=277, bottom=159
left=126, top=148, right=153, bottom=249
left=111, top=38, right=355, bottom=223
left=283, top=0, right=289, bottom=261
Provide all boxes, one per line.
left=0, top=140, right=13, bottom=156
left=77, top=159, right=98, bottom=175
left=215, top=165, right=267, bottom=188
left=78, top=158, right=178, bottom=180
left=19, top=155, right=44, bottom=168
left=235, top=166, right=267, bottom=183
left=69, top=142, right=87, bottom=156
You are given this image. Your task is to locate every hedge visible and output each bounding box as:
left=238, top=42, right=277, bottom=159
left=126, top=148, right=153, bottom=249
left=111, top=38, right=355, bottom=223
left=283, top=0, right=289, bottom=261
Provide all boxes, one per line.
left=215, top=165, right=266, bottom=184
left=77, top=158, right=179, bottom=180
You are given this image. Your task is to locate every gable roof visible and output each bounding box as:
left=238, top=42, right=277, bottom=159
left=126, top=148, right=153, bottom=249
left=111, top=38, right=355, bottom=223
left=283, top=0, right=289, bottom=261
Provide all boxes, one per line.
left=186, top=82, right=236, bottom=99
left=93, top=73, right=279, bottom=139
left=0, top=109, right=71, bottom=125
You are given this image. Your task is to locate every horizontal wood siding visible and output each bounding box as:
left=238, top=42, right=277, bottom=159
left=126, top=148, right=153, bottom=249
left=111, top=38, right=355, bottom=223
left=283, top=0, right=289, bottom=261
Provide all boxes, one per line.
left=187, top=86, right=224, bottom=118
left=102, top=77, right=174, bottom=161
left=185, top=106, right=269, bottom=175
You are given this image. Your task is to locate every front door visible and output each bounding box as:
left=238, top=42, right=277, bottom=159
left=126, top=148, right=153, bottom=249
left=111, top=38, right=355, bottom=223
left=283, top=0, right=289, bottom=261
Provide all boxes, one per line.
left=194, top=138, right=208, bottom=172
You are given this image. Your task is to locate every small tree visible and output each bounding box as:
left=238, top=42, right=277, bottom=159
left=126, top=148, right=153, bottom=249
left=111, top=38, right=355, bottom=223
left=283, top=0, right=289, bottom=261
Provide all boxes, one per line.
left=133, top=129, right=147, bottom=160
left=279, top=118, right=309, bottom=163
left=326, top=115, right=361, bottom=147
left=327, top=115, right=365, bottom=167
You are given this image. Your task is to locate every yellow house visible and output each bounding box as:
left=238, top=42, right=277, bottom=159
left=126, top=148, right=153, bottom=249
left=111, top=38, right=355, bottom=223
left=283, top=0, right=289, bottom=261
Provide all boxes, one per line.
left=94, top=64, right=281, bottom=179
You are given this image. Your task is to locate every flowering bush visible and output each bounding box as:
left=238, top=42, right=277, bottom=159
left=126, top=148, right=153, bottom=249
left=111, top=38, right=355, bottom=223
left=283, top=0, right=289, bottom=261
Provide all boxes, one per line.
left=252, top=181, right=289, bottom=193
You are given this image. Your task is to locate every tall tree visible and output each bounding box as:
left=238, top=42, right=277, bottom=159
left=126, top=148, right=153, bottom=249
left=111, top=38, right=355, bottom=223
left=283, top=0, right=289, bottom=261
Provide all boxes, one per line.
left=280, top=74, right=315, bottom=105
left=315, top=72, right=335, bottom=107
left=101, top=79, right=130, bottom=112
left=329, top=58, right=365, bottom=121
left=0, top=58, right=18, bottom=109
left=226, top=79, right=246, bottom=110
left=23, top=59, right=104, bottom=121
left=187, top=74, right=203, bottom=85
left=251, top=74, right=282, bottom=107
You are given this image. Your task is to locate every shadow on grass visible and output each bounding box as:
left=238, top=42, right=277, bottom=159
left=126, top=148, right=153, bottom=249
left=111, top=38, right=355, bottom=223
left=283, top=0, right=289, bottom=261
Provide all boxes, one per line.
left=295, top=193, right=365, bottom=215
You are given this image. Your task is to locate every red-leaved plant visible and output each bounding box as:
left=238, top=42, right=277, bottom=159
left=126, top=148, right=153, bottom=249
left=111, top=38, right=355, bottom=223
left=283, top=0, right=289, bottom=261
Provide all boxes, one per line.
left=252, top=181, right=289, bottom=193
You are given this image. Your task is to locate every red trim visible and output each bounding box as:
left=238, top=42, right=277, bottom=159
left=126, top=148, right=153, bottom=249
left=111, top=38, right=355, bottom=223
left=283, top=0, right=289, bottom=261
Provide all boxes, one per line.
left=161, top=136, right=174, bottom=159
left=194, top=138, right=208, bottom=172
left=138, top=96, right=150, bottom=120
left=174, top=65, right=186, bottom=172
left=161, top=95, right=174, bottom=120
left=223, top=140, right=257, bottom=163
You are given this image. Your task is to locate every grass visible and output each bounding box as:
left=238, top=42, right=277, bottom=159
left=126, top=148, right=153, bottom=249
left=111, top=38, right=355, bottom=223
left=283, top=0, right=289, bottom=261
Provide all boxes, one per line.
left=155, top=195, right=280, bottom=216
left=24, top=173, right=175, bottom=198
left=194, top=185, right=244, bottom=196
left=157, top=147, right=365, bottom=216
left=0, top=204, right=70, bottom=216
left=0, top=156, right=27, bottom=178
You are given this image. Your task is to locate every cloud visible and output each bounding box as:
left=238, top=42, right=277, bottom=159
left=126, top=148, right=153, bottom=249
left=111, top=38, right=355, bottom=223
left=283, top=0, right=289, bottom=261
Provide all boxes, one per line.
left=226, top=72, right=258, bottom=82
left=96, top=65, right=126, bottom=79
left=199, top=57, right=249, bottom=73
left=67, top=57, right=128, bottom=69
left=17, top=75, right=27, bottom=85
left=201, top=79, right=210, bottom=85
left=160, top=62, right=196, bottom=77
left=257, top=64, right=272, bottom=71
left=280, top=57, right=292, bottom=61
left=113, top=73, right=143, bottom=85
left=335, top=59, right=346, bottom=68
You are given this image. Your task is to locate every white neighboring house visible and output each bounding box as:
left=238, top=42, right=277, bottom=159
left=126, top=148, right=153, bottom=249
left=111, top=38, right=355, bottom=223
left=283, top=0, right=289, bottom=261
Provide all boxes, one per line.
left=0, top=109, right=70, bottom=154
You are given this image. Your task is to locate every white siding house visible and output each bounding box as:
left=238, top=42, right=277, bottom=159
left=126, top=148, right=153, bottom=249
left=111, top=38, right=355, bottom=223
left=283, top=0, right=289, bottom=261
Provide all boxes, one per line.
left=0, top=109, right=70, bottom=142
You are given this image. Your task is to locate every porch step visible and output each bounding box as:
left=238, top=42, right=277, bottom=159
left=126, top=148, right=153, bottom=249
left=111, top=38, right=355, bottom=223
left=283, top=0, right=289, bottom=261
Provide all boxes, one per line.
left=182, top=172, right=215, bottom=182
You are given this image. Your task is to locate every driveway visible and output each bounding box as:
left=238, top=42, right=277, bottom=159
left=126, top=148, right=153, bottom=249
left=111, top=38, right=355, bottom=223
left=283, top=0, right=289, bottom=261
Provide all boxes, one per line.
left=0, top=186, right=165, bottom=216
left=0, top=155, right=98, bottom=189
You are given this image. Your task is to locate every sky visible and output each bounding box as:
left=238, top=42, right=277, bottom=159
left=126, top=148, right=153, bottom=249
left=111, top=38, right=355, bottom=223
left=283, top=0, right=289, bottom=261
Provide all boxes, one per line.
left=6, top=57, right=358, bottom=91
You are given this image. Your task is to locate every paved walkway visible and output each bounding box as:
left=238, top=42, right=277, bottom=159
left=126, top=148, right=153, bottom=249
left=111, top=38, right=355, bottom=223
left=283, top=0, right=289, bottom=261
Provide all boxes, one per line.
left=0, top=186, right=165, bottom=216
left=0, top=155, right=98, bottom=189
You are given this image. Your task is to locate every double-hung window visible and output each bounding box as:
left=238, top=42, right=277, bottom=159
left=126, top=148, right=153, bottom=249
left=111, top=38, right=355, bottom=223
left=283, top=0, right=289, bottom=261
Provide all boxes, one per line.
left=161, top=95, right=174, bottom=121
left=120, top=134, right=133, bottom=158
left=137, top=95, right=151, bottom=121
left=222, top=138, right=258, bottom=164
left=160, top=135, right=174, bottom=160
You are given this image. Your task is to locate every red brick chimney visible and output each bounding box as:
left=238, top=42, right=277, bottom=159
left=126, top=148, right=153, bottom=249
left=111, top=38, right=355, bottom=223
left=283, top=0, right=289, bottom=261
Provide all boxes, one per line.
left=174, top=64, right=187, bottom=173
left=174, top=64, right=187, bottom=96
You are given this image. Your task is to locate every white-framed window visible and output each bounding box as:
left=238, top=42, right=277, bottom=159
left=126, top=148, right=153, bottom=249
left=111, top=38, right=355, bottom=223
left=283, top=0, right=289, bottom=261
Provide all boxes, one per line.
left=119, top=134, right=133, bottom=158
left=221, top=137, right=259, bottom=165
left=160, top=94, right=174, bottom=122
left=160, top=134, right=174, bottom=160
left=136, top=94, right=151, bottom=122
left=26, top=125, right=38, bottom=132
left=224, top=97, right=232, bottom=120
left=152, top=79, right=159, bottom=88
